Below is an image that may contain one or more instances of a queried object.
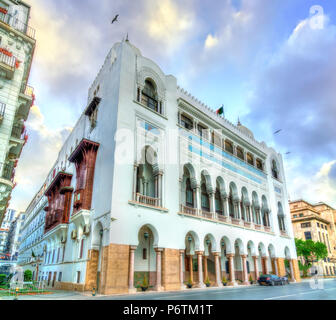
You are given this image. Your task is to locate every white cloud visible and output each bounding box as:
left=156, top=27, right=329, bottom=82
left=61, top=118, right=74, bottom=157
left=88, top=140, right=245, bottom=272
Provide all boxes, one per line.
left=205, top=34, right=219, bottom=49
left=11, top=105, right=72, bottom=211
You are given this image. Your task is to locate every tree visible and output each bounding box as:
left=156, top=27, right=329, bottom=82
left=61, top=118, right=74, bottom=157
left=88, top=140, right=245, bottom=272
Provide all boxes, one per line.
left=295, top=238, right=328, bottom=277
left=0, top=274, right=7, bottom=285
left=24, top=270, right=33, bottom=282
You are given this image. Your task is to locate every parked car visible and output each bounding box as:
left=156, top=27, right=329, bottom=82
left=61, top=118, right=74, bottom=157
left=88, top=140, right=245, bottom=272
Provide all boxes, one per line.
left=280, top=276, right=290, bottom=285
left=258, top=274, right=284, bottom=286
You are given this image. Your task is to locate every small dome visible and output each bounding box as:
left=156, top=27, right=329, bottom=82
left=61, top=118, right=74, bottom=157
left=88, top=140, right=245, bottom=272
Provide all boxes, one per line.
left=237, top=123, right=254, bottom=139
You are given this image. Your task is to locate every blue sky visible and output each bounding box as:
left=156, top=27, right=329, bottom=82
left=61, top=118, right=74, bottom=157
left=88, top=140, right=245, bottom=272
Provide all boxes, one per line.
left=11, top=0, right=336, bottom=211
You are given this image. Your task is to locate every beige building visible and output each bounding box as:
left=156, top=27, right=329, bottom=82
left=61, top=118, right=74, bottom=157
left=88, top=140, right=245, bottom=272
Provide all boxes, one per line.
left=290, top=200, right=336, bottom=276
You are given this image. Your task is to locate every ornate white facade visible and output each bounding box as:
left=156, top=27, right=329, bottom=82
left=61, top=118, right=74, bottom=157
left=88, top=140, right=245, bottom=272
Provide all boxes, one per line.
left=18, top=39, right=300, bottom=293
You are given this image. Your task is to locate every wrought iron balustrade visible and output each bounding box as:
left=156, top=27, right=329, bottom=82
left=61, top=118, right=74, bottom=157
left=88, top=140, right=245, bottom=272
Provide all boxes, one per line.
left=0, top=162, right=13, bottom=181
left=0, top=12, right=36, bottom=39
left=0, top=50, right=15, bottom=68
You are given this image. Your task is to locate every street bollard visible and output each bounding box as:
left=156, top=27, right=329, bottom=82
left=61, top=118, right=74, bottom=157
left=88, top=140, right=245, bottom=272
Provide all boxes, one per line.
left=13, top=287, right=19, bottom=300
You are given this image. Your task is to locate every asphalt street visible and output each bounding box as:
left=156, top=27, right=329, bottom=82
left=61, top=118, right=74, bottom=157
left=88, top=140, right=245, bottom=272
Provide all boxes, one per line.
left=2, top=279, right=336, bottom=300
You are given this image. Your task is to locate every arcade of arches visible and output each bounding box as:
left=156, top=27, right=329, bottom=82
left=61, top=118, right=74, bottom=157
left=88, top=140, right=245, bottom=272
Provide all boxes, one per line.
left=83, top=225, right=301, bottom=295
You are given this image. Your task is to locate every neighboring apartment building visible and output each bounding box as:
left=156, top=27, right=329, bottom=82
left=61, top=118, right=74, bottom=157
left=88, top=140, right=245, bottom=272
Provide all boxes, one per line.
left=290, top=200, right=336, bottom=276
left=0, top=207, right=15, bottom=229
left=19, top=39, right=300, bottom=294
left=0, top=0, right=36, bottom=225
left=5, top=211, right=25, bottom=260
left=18, top=185, right=46, bottom=280
left=0, top=227, right=8, bottom=253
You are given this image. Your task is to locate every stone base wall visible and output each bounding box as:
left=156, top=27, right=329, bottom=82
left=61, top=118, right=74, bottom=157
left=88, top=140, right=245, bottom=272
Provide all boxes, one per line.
left=276, top=258, right=286, bottom=277
left=99, top=243, right=130, bottom=295
left=55, top=281, right=85, bottom=292
left=162, top=248, right=180, bottom=291
left=292, top=259, right=301, bottom=282
left=84, top=249, right=99, bottom=291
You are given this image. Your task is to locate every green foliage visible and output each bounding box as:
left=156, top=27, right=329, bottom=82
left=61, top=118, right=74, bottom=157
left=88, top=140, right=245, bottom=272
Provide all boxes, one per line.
left=295, top=238, right=328, bottom=277
left=222, top=276, right=227, bottom=284
left=0, top=274, right=7, bottom=285
left=187, top=277, right=193, bottom=287
left=142, top=274, right=148, bottom=288
left=249, top=275, right=253, bottom=283
left=24, top=270, right=33, bottom=282
left=205, top=276, right=210, bottom=285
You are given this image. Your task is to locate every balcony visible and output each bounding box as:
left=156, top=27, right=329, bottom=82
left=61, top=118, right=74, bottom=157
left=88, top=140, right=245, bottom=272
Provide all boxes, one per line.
left=0, top=50, right=15, bottom=79
left=136, top=193, right=159, bottom=207
left=0, top=162, right=14, bottom=185
left=0, top=12, right=36, bottom=39
left=179, top=206, right=274, bottom=234
left=10, top=123, right=26, bottom=141
left=180, top=205, right=198, bottom=216
left=280, top=230, right=288, bottom=237
left=0, top=102, right=5, bottom=123
left=17, top=84, right=34, bottom=121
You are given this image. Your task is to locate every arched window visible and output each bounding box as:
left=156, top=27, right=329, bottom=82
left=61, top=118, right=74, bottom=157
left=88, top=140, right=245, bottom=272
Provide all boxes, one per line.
left=225, top=140, right=234, bottom=154
left=272, top=160, right=279, bottom=179
left=228, top=192, right=234, bottom=217
left=215, top=189, right=222, bottom=214
left=186, top=178, right=194, bottom=208
left=278, top=203, right=286, bottom=231
left=141, top=79, right=159, bottom=112
left=201, top=183, right=210, bottom=211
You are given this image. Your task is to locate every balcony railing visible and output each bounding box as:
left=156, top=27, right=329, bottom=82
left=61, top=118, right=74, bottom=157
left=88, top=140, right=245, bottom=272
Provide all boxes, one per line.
left=11, top=123, right=24, bottom=140
left=201, top=210, right=213, bottom=219
left=180, top=205, right=198, bottom=216
left=135, top=193, right=159, bottom=207
left=0, top=12, right=36, bottom=39
left=20, top=83, right=34, bottom=98
left=0, top=50, right=15, bottom=68
left=0, top=162, right=13, bottom=181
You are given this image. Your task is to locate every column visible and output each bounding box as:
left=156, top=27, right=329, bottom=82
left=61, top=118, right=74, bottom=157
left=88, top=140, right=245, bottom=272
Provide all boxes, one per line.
left=155, top=248, right=164, bottom=291
left=214, top=253, right=223, bottom=287
left=241, top=255, right=249, bottom=285
left=263, top=257, right=269, bottom=274
left=253, top=256, right=259, bottom=281
left=246, top=206, right=251, bottom=222
left=179, top=250, right=186, bottom=289
left=133, top=164, right=138, bottom=200
left=128, top=246, right=137, bottom=293
left=273, top=258, right=279, bottom=276
left=222, top=196, right=228, bottom=216
left=196, top=251, right=205, bottom=288
left=196, top=185, right=201, bottom=215
left=189, top=255, right=194, bottom=283
left=158, top=172, right=163, bottom=207
left=154, top=175, right=158, bottom=199
left=289, top=259, right=296, bottom=282
left=210, top=192, right=216, bottom=219
left=203, top=255, right=208, bottom=281
left=227, top=253, right=236, bottom=286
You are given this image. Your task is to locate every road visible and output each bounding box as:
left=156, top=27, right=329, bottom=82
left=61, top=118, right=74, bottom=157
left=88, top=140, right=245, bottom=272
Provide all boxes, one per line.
left=2, top=279, right=336, bottom=300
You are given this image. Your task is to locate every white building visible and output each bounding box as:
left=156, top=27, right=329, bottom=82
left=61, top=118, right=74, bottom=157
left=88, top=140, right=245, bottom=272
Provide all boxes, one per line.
left=18, top=186, right=46, bottom=280
left=0, top=1, right=36, bottom=225
left=19, top=39, right=301, bottom=294
left=6, top=211, right=25, bottom=260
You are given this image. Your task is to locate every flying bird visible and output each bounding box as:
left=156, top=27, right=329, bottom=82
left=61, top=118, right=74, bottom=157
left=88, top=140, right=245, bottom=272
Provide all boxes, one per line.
left=111, top=14, right=119, bottom=24
left=285, top=152, right=291, bottom=155
left=274, top=129, right=282, bottom=135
